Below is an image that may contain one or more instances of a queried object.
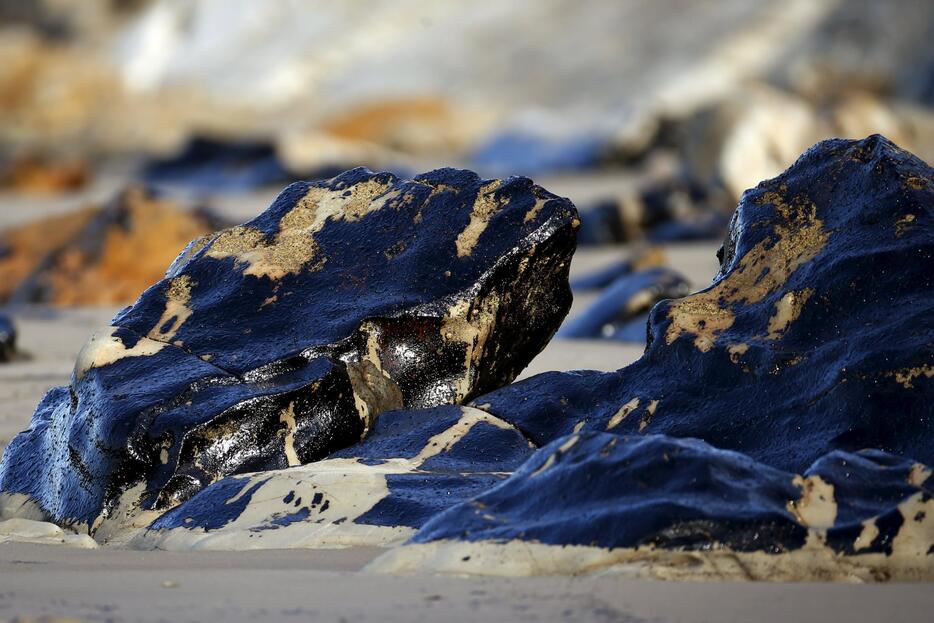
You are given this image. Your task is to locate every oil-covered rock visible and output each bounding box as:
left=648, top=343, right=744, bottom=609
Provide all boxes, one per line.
left=558, top=267, right=690, bottom=342
left=134, top=404, right=535, bottom=550
left=0, top=167, right=578, bottom=532
left=370, top=432, right=932, bottom=579
left=474, top=135, right=934, bottom=472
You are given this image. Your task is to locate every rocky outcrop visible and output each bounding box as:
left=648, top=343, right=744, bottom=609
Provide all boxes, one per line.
left=1, top=137, right=929, bottom=582
left=0, top=167, right=578, bottom=533
left=0, top=186, right=225, bottom=305
left=474, top=136, right=933, bottom=472
left=0, top=315, right=14, bottom=362
left=364, top=136, right=934, bottom=577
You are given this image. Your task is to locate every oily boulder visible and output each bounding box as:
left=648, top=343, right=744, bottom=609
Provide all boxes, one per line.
left=371, top=432, right=933, bottom=579
left=0, top=167, right=578, bottom=533
left=0, top=186, right=226, bottom=305
left=133, top=405, right=534, bottom=550
left=471, top=135, right=934, bottom=472
left=558, top=267, right=690, bottom=342
left=0, top=315, right=15, bottom=362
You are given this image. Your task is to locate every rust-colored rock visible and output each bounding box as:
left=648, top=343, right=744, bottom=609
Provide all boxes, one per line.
left=0, top=154, right=89, bottom=193
left=0, top=186, right=225, bottom=306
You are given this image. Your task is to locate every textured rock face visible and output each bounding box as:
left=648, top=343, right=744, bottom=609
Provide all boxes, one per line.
left=363, top=135, right=934, bottom=576
left=0, top=167, right=578, bottom=531
left=475, top=135, right=933, bottom=472
left=412, top=433, right=931, bottom=553
left=0, top=186, right=224, bottom=305
left=372, top=433, right=932, bottom=579
left=0, top=315, right=14, bottom=362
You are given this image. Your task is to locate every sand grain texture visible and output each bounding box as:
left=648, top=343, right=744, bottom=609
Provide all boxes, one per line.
left=1, top=542, right=933, bottom=623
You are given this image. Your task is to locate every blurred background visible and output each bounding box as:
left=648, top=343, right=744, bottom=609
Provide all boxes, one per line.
left=0, top=0, right=932, bottom=423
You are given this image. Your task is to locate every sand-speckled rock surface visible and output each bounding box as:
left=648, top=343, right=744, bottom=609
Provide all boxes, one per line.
left=133, top=404, right=535, bottom=550
left=0, top=167, right=578, bottom=533
left=371, top=433, right=932, bottom=580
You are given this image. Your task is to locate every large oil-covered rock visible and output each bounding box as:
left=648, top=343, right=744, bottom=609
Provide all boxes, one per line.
left=473, top=135, right=934, bottom=472
left=0, top=167, right=578, bottom=532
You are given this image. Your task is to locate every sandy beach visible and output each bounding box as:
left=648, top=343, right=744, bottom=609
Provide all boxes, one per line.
left=2, top=542, right=933, bottom=623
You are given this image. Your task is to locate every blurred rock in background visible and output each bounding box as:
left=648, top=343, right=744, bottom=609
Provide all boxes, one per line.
left=0, top=314, right=14, bottom=362
left=1, top=1, right=930, bottom=161
left=0, top=186, right=226, bottom=305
